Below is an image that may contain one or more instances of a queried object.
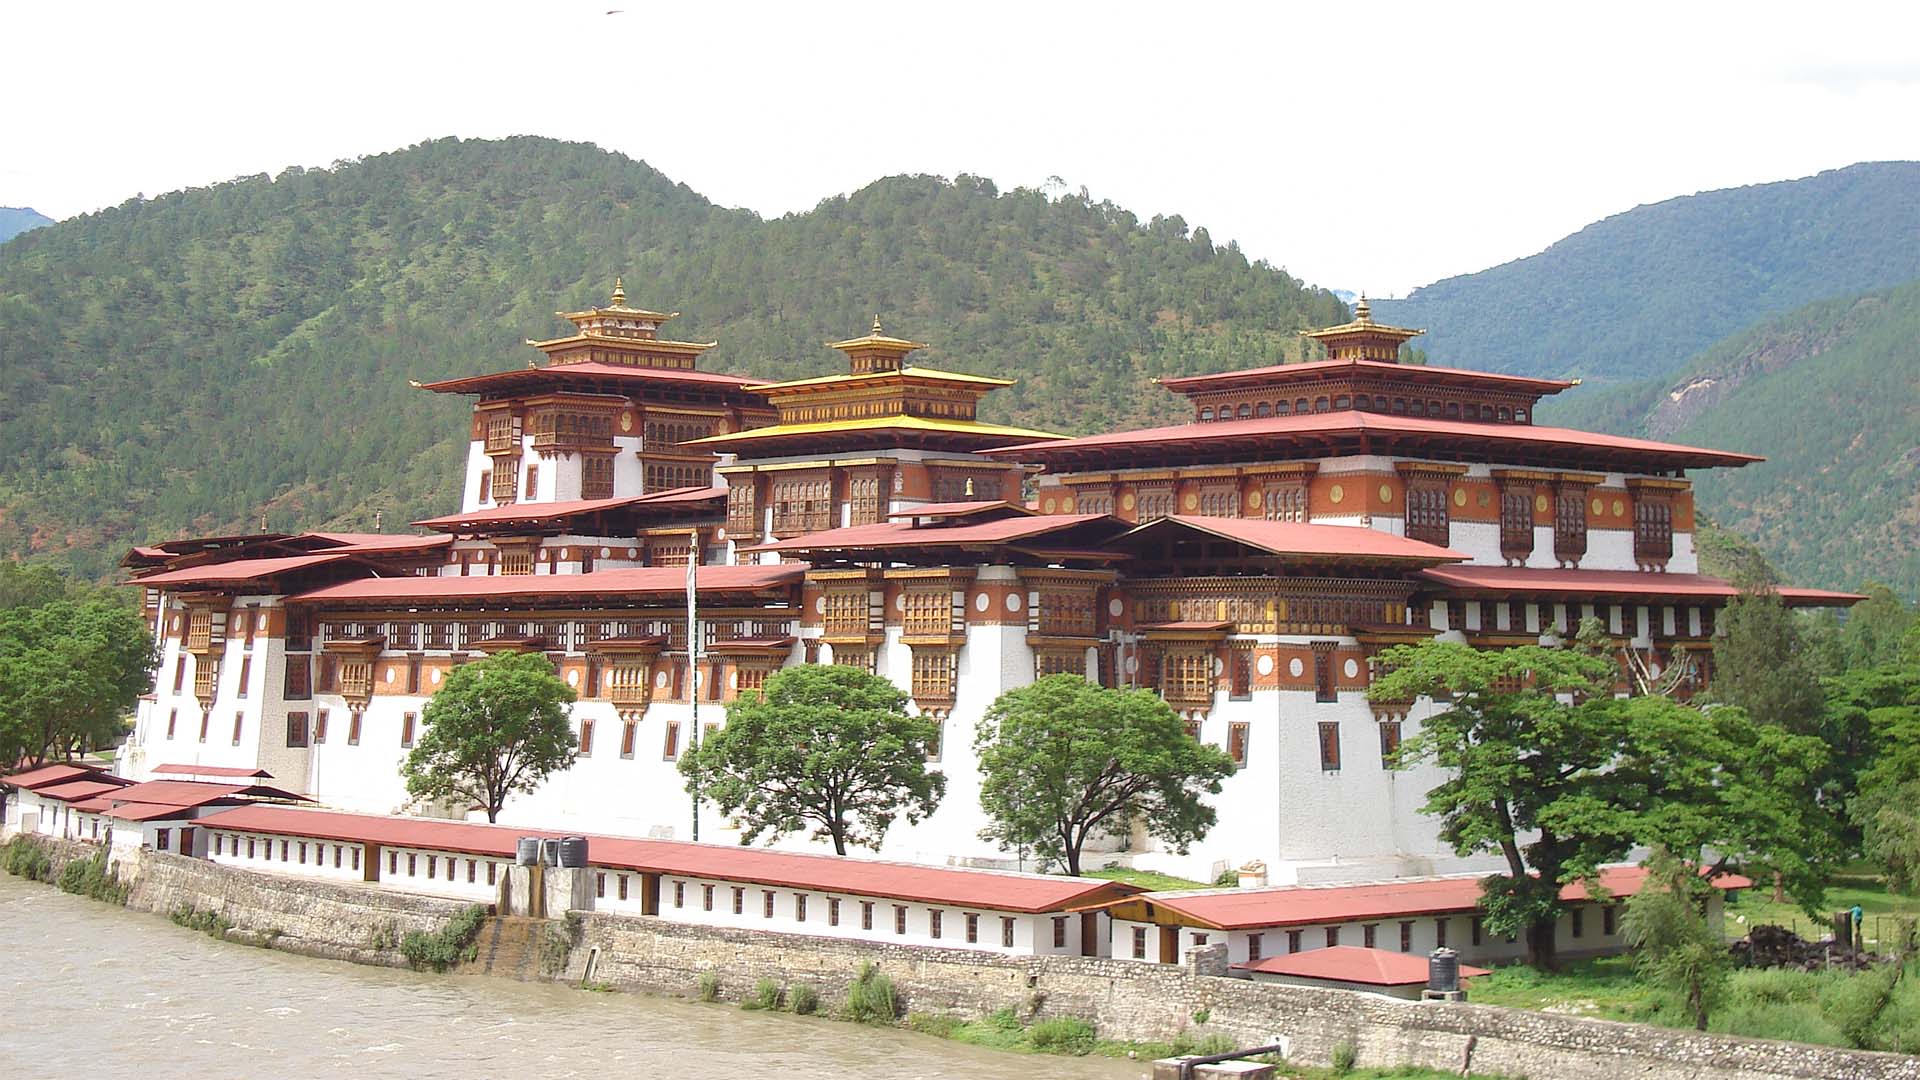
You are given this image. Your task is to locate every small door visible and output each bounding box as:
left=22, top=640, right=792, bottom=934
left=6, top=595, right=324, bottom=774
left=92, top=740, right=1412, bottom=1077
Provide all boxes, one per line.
left=1079, top=912, right=1100, bottom=957
left=1159, top=926, right=1180, bottom=965
left=178, top=828, right=196, bottom=858
left=363, top=843, right=381, bottom=883
left=641, top=873, right=661, bottom=917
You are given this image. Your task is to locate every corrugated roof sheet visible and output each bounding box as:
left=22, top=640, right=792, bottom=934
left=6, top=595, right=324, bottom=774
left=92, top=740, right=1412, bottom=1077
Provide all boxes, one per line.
left=29, top=778, right=133, bottom=802
left=1115, top=865, right=1751, bottom=930
left=1233, top=945, right=1491, bottom=985
left=289, top=563, right=805, bottom=604
left=194, top=805, right=1141, bottom=913
left=1124, top=516, right=1468, bottom=563
left=149, top=764, right=275, bottom=779
left=1419, top=565, right=1865, bottom=606
left=134, top=553, right=356, bottom=587
left=0, top=763, right=112, bottom=790
left=414, top=487, right=723, bottom=530
left=749, top=514, right=1113, bottom=554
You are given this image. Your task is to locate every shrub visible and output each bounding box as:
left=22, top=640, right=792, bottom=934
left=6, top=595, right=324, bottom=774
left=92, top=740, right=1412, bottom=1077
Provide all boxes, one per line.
left=1191, top=1007, right=1211, bottom=1025
left=1709, top=1001, right=1847, bottom=1047
left=399, top=904, right=488, bottom=972
left=1213, top=869, right=1240, bottom=887
left=1816, top=965, right=1898, bottom=1049
left=1192, top=1033, right=1236, bottom=1055
left=56, top=848, right=128, bottom=904
left=169, top=905, right=232, bottom=937
left=743, top=978, right=782, bottom=1011
left=788, top=984, right=820, bottom=1015
left=844, top=962, right=898, bottom=1023
left=2, top=837, right=53, bottom=881
left=1028, top=1017, right=1097, bottom=1055
left=906, top=1012, right=963, bottom=1038
left=696, top=972, right=721, bottom=1002
left=1331, top=1039, right=1358, bottom=1073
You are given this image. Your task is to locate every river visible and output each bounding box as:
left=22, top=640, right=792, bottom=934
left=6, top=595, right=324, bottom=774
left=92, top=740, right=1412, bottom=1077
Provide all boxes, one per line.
left=0, top=876, right=1146, bottom=1079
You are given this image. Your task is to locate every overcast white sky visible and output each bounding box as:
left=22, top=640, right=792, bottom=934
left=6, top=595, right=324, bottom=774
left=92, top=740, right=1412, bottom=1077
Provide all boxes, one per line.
left=5, top=1, right=1917, bottom=294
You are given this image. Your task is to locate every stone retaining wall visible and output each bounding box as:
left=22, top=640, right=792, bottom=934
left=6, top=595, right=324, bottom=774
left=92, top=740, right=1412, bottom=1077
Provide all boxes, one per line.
left=567, top=911, right=1920, bottom=1080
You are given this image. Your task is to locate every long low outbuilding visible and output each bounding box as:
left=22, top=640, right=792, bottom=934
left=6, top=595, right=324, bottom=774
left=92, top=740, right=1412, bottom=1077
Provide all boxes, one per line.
left=190, top=803, right=1138, bottom=957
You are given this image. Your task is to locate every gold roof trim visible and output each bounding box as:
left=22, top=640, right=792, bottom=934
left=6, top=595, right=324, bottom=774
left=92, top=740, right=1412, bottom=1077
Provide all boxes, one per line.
left=684, top=414, right=1064, bottom=445
left=747, top=366, right=1014, bottom=393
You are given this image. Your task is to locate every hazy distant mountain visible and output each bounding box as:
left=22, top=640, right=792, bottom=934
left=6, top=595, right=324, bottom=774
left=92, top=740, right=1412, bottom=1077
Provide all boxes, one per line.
left=1551, top=278, right=1920, bottom=596
left=1373, top=162, right=1920, bottom=384
left=0, top=207, right=52, bottom=244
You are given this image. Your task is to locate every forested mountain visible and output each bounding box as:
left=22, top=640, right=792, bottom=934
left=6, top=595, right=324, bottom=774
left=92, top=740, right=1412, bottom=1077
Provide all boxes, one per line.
left=0, top=137, right=1343, bottom=579
left=1371, top=162, right=1920, bottom=383
left=0, top=208, right=52, bottom=244
left=1549, top=279, right=1920, bottom=596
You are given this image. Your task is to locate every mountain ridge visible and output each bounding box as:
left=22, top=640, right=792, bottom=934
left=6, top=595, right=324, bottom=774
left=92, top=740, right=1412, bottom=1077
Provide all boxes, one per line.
left=0, top=207, right=53, bottom=244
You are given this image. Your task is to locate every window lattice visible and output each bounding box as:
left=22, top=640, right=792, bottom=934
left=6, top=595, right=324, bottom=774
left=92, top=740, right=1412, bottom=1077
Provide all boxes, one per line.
left=581, top=455, right=616, bottom=500
left=901, top=589, right=953, bottom=637
left=1262, top=483, right=1306, bottom=523
left=823, top=590, right=870, bottom=637
left=1554, top=487, right=1588, bottom=563
left=1499, top=488, right=1534, bottom=561
left=1404, top=480, right=1450, bottom=546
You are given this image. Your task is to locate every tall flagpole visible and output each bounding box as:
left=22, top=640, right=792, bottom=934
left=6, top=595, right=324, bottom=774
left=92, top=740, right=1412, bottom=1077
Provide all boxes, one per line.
left=686, top=526, right=701, bottom=843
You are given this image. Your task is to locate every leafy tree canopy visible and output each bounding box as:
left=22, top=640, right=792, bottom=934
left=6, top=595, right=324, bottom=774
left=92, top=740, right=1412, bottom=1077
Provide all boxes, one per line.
left=678, top=665, right=945, bottom=855
left=0, top=594, right=154, bottom=766
left=973, top=674, right=1234, bottom=876
left=1372, top=637, right=1834, bottom=968
left=1623, top=846, right=1731, bottom=1031
left=401, top=650, right=577, bottom=822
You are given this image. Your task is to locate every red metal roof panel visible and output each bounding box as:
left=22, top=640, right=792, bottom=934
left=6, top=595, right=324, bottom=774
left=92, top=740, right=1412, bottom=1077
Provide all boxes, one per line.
left=414, top=487, right=723, bottom=530
left=1232, top=945, right=1491, bottom=985
left=290, top=563, right=804, bottom=604
left=149, top=764, right=276, bottom=778
left=30, top=778, right=133, bottom=802
left=134, top=553, right=356, bottom=587
left=193, top=805, right=1141, bottom=913
left=1419, top=565, right=1865, bottom=606
left=748, top=514, right=1113, bottom=554
left=1132, top=516, right=1468, bottom=563
left=0, top=763, right=111, bottom=790
left=1159, top=358, right=1576, bottom=394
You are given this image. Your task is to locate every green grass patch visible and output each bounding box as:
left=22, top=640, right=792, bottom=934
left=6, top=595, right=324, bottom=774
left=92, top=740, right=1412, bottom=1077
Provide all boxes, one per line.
left=1721, top=877, right=1920, bottom=946
left=1085, top=867, right=1217, bottom=891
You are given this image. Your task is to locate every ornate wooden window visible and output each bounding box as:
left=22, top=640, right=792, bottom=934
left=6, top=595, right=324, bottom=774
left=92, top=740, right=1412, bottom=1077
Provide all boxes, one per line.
left=643, top=459, right=709, bottom=492
left=1228, top=643, right=1253, bottom=699
left=1073, top=487, right=1114, bottom=515
left=931, top=471, right=994, bottom=503
left=577, top=719, right=595, bottom=756
left=1499, top=486, right=1534, bottom=562
left=772, top=477, right=832, bottom=535
left=1035, top=649, right=1086, bottom=678
left=1403, top=476, right=1451, bottom=547
left=523, top=464, right=540, bottom=500
left=1378, top=720, right=1402, bottom=766
left=910, top=649, right=958, bottom=709
left=1318, top=721, right=1342, bottom=771
left=499, top=547, right=535, bottom=576
left=284, top=655, right=311, bottom=700
left=1311, top=641, right=1338, bottom=702
left=1262, top=481, right=1307, bottom=523
left=186, top=609, right=215, bottom=653
left=1634, top=493, right=1673, bottom=565
left=193, top=662, right=220, bottom=708
left=1135, top=485, right=1175, bottom=522
left=735, top=663, right=773, bottom=695
left=1195, top=485, right=1239, bottom=518
left=823, top=588, right=871, bottom=638
left=726, top=483, right=758, bottom=536
left=830, top=647, right=874, bottom=673
left=619, top=719, right=637, bottom=759
left=1036, top=589, right=1096, bottom=638
left=340, top=660, right=375, bottom=706
left=491, top=462, right=520, bottom=503
left=661, top=721, right=681, bottom=760
left=848, top=474, right=884, bottom=526
left=1554, top=486, right=1589, bottom=564
left=1162, top=650, right=1214, bottom=708
left=1227, top=722, right=1250, bottom=768
left=484, top=413, right=519, bottom=454
left=643, top=414, right=717, bottom=449
left=901, top=588, right=954, bottom=637
left=581, top=455, right=616, bottom=500
left=286, top=712, right=310, bottom=749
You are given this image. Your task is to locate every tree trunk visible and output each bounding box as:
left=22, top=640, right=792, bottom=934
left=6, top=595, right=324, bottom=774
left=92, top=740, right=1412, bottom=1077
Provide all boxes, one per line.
left=1689, top=978, right=1709, bottom=1030
left=1526, top=918, right=1559, bottom=970
left=830, top=824, right=847, bottom=856
left=1772, top=870, right=1785, bottom=904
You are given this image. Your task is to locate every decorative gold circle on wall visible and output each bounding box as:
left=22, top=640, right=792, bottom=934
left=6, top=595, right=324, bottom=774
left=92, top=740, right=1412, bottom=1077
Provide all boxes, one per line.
left=1184, top=493, right=1199, bottom=510
left=1591, top=497, right=1604, bottom=516
left=1534, top=494, right=1548, bottom=513
left=1247, top=490, right=1262, bottom=509
left=1452, top=488, right=1467, bottom=507
left=619, top=412, right=634, bottom=433
left=1378, top=483, right=1393, bottom=504
left=1121, top=493, right=1136, bottom=511
left=1613, top=498, right=1626, bottom=517
left=1043, top=498, right=1056, bottom=514
left=1329, top=484, right=1344, bottom=505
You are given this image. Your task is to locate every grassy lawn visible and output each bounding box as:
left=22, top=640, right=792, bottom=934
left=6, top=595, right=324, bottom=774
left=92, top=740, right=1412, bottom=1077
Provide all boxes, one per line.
left=1468, top=955, right=1662, bottom=1023
left=1721, top=872, right=1920, bottom=948
left=1085, top=866, right=1219, bottom=891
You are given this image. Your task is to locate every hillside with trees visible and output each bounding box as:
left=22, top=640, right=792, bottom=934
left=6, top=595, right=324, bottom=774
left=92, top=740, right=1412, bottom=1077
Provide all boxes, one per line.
left=1371, top=162, right=1920, bottom=383
left=1549, top=279, right=1920, bottom=597
left=0, top=136, right=1343, bottom=578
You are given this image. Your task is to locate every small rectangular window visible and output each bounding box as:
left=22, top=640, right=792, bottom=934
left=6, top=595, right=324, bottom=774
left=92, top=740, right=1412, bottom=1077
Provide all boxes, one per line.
left=248, top=838, right=256, bottom=858
left=1399, top=921, right=1414, bottom=952
left=427, top=855, right=437, bottom=878
left=1318, top=721, right=1341, bottom=771
left=408, top=854, right=417, bottom=876
left=763, top=891, right=774, bottom=919
left=156, top=829, right=170, bottom=851
left=1602, top=905, right=1617, bottom=936
left=389, top=851, right=397, bottom=875
left=355, top=848, right=363, bottom=872
left=400, top=712, right=416, bottom=748
left=1572, top=908, right=1585, bottom=938
left=828, top=898, right=840, bottom=926
left=1053, top=917, right=1067, bottom=949
left=674, top=882, right=685, bottom=908
left=1325, top=926, right=1339, bottom=947
left=236, top=657, right=252, bottom=698
left=348, top=711, right=362, bottom=745
left=703, top=884, right=715, bottom=912
left=930, top=910, right=943, bottom=939
left=466, top=859, right=475, bottom=883
left=1378, top=720, right=1402, bottom=767
left=232, top=711, right=245, bottom=746
left=1132, top=927, right=1147, bottom=959
left=894, top=906, right=908, bottom=936
left=298, top=842, right=308, bottom=865
left=1436, top=918, right=1448, bottom=948
left=286, top=711, right=310, bottom=749
left=795, top=894, right=807, bottom=923
left=578, top=718, right=594, bottom=756
left=596, top=873, right=606, bottom=899
left=1227, top=722, right=1250, bottom=768
left=1248, top=933, right=1263, bottom=961
left=1002, top=917, right=1015, bottom=948
left=862, top=902, right=875, bottom=930
left=280, top=840, right=289, bottom=861
left=1472, top=916, right=1484, bottom=946
left=662, top=722, right=682, bottom=760
left=732, top=887, right=744, bottom=915
left=965, top=913, right=978, bottom=944
left=1287, top=930, right=1302, bottom=953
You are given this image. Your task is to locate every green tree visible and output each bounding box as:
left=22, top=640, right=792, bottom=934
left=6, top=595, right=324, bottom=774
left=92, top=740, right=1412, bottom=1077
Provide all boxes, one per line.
left=973, top=674, right=1234, bottom=876
left=401, top=651, right=577, bottom=823
left=1839, top=583, right=1917, bottom=672
left=0, top=597, right=155, bottom=766
left=1844, top=665, right=1920, bottom=893
left=1622, top=846, right=1730, bottom=1031
left=678, top=665, right=945, bottom=855
left=1711, top=587, right=1825, bottom=733
left=1372, top=639, right=1833, bottom=969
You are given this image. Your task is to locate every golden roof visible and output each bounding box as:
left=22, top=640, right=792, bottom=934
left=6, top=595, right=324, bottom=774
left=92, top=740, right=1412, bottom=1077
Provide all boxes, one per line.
left=685, top=414, right=1063, bottom=446
left=525, top=333, right=717, bottom=354
left=1299, top=295, right=1425, bottom=342
left=556, top=277, right=680, bottom=323
left=827, top=315, right=931, bottom=354
left=747, top=365, right=1014, bottom=394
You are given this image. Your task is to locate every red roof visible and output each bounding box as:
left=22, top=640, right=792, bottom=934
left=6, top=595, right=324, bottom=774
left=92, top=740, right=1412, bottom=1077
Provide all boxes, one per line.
left=289, top=563, right=805, bottom=604
left=149, top=764, right=275, bottom=779
left=1115, top=865, right=1751, bottom=930
left=414, top=487, right=724, bottom=530
left=30, top=778, right=133, bottom=802
left=1159, top=357, right=1575, bottom=395
left=134, top=553, right=356, bottom=587
left=1419, top=565, right=1866, bottom=607
left=989, top=410, right=1761, bottom=470
left=1121, top=516, right=1468, bottom=564
left=298, top=532, right=452, bottom=554
left=0, top=763, right=111, bottom=790
left=1233, top=945, right=1491, bottom=985
left=418, top=362, right=760, bottom=394
left=193, top=805, right=1141, bottom=913
left=885, top=500, right=1034, bottom=520
left=748, top=513, right=1115, bottom=554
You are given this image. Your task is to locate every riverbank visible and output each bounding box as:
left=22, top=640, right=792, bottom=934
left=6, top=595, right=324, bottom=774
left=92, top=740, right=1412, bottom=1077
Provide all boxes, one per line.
left=7, top=835, right=1920, bottom=1080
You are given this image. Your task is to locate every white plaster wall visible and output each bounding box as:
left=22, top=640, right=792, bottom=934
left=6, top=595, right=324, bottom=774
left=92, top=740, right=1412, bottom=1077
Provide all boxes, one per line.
left=460, top=440, right=491, bottom=512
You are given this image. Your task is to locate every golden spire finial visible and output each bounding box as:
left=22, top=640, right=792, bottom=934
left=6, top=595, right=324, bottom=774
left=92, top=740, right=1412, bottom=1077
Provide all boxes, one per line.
left=964, top=477, right=975, bottom=497
left=872, top=314, right=883, bottom=336
left=1354, top=293, right=1371, bottom=323
left=611, top=276, right=626, bottom=306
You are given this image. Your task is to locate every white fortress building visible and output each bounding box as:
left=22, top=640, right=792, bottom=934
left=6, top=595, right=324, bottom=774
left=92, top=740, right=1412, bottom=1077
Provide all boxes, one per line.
left=116, top=285, right=1856, bottom=884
